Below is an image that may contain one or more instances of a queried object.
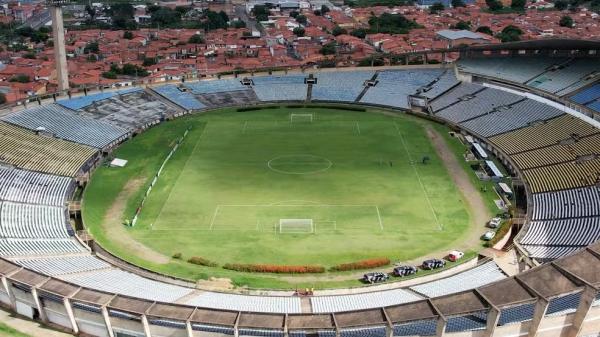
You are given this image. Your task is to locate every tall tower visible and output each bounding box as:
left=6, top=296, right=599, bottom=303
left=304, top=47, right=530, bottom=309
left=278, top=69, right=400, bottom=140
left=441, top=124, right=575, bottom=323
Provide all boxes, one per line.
left=47, top=0, right=69, bottom=91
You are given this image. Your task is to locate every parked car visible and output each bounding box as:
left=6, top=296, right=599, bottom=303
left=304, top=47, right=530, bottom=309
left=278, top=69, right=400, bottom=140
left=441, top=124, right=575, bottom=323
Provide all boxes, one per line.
left=482, top=231, right=496, bottom=241
left=489, top=217, right=502, bottom=228
left=448, top=250, right=464, bottom=262
left=422, top=259, right=446, bottom=270
left=363, top=272, right=389, bottom=284
left=393, top=265, right=418, bottom=277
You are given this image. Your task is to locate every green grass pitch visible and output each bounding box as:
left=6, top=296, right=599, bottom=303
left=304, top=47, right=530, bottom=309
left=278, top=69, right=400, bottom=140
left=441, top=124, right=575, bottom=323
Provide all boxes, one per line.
left=83, top=106, right=486, bottom=288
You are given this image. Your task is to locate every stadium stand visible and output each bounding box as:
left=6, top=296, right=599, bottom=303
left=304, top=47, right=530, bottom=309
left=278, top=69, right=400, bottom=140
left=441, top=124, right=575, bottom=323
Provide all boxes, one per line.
left=497, top=303, right=535, bottom=325
left=57, top=88, right=142, bottom=110
left=428, top=82, right=485, bottom=112
left=251, top=75, right=308, bottom=101
left=339, top=326, right=386, bottom=337
left=393, top=320, right=437, bottom=336
left=457, top=57, right=565, bottom=84
left=588, top=100, right=600, bottom=112
left=526, top=58, right=600, bottom=96
left=570, top=83, right=600, bottom=105
left=183, top=79, right=247, bottom=94
left=360, top=69, right=444, bottom=109
left=61, top=268, right=194, bottom=303
left=152, top=85, right=206, bottom=110
left=522, top=157, right=600, bottom=193
left=434, top=87, right=524, bottom=123
left=520, top=217, right=600, bottom=247
left=489, top=114, right=599, bottom=155
left=0, top=122, right=97, bottom=177
left=444, top=311, right=487, bottom=332
left=532, top=186, right=600, bottom=220
left=0, top=238, right=84, bottom=257
left=13, top=255, right=111, bottom=276
left=185, top=292, right=302, bottom=314
left=510, top=133, right=600, bottom=169
left=311, top=71, right=374, bottom=102
left=409, top=261, right=506, bottom=298
left=1, top=104, right=129, bottom=148
left=310, top=289, right=423, bottom=313
left=459, top=99, right=564, bottom=137
left=415, top=70, right=460, bottom=100
left=0, top=202, right=69, bottom=238
left=0, top=167, right=73, bottom=206
left=521, top=245, right=583, bottom=260
left=76, top=90, right=177, bottom=130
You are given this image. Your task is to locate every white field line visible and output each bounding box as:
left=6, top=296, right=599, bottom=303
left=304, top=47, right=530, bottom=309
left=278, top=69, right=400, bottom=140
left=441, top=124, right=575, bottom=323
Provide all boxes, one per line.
left=356, top=121, right=361, bottom=135
left=394, top=122, right=443, bottom=231
left=208, top=205, right=220, bottom=230
left=151, top=125, right=208, bottom=230
left=242, top=121, right=248, bottom=134
left=376, top=205, right=383, bottom=230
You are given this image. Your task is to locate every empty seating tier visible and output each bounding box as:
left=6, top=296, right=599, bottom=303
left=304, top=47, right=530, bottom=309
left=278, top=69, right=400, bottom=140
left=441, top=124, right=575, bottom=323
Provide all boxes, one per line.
left=435, top=88, right=523, bottom=123
left=0, top=238, right=84, bottom=257
left=311, top=71, right=374, bottom=102
left=532, top=186, right=600, bottom=220
left=520, top=217, right=600, bottom=247
left=251, top=75, right=308, bottom=102
left=570, top=83, right=600, bottom=105
left=460, top=99, right=564, bottom=138
left=429, top=82, right=484, bottom=112
left=523, top=157, right=600, bottom=193
left=409, top=261, right=506, bottom=297
left=152, top=85, right=206, bottom=110
left=0, top=122, right=97, bottom=177
left=511, top=133, right=600, bottom=169
left=57, top=88, right=142, bottom=110
left=310, top=289, right=422, bottom=313
left=13, top=255, right=110, bottom=276
left=185, top=292, right=302, bottom=314
left=521, top=245, right=583, bottom=261
left=183, top=79, right=247, bottom=94
left=489, top=114, right=599, bottom=155
left=360, top=69, right=443, bottom=109
left=457, top=57, right=565, bottom=84
left=0, top=201, right=69, bottom=239
left=526, top=59, right=600, bottom=96
left=2, top=104, right=129, bottom=148
left=416, top=70, right=460, bottom=100
left=0, top=167, right=72, bottom=206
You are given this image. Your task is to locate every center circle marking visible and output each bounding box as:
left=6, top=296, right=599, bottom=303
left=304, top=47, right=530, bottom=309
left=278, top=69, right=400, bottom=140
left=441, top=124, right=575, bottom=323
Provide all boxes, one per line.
left=267, top=154, right=333, bottom=175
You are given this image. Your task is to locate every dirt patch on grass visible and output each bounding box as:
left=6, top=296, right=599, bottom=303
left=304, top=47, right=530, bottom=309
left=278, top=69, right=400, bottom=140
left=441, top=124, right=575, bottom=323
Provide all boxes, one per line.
left=196, top=277, right=235, bottom=290
left=101, top=178, right=170, bottom=264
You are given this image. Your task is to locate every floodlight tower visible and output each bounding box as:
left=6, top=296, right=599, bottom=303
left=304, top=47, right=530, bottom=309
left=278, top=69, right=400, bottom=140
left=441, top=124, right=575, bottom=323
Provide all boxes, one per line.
left=47, top=0, right=70, bottom=91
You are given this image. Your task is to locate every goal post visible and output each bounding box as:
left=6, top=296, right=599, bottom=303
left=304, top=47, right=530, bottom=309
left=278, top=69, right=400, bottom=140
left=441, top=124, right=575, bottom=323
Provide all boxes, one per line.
left=290, top=113, right=313, bottom=123
left=279, top=218, right=314, bottom=233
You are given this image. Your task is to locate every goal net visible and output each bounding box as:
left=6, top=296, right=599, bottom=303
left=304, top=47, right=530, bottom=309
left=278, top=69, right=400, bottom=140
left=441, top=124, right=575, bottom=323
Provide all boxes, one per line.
left=279, top=219, right=314, bottom=233
left=290, top=113, right=313, bottom=123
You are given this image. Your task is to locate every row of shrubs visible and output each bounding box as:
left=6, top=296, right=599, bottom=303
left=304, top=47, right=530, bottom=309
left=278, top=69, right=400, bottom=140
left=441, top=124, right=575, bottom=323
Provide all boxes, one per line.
left=174, top=253, right=390, bottom=274
left=329, top=258, right=391, bottom=272
left=223, top=263, right=325, bottom=274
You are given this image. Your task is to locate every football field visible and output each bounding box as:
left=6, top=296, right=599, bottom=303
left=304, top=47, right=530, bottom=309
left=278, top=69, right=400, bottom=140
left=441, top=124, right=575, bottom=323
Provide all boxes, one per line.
left=121, top=107, right=472, bottom=267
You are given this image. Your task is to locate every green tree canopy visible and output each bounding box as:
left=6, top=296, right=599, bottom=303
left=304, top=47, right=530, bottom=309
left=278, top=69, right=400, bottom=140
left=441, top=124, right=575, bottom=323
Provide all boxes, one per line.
left=559, top=15, right=574, bottom=27
left=475, top=26, right=494, bottom=35
left=332, top=25, right=348, bottom=36
left=293, top=27, right=305, bottom=36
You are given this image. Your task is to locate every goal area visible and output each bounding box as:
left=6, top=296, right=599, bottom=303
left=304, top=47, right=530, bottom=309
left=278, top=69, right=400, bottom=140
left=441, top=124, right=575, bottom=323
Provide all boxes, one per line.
left=290, top=113, right=313, bottom=123
left=279, top=219, right=314, bottom=233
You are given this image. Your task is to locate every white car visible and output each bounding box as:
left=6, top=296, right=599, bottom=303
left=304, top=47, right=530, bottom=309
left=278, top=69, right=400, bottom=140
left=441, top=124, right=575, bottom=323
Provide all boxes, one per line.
left=448, top=250, right=464, bottom=262
left=483, top=231, right=496, bottom=241
left=488, top=217, right=502, bottom=228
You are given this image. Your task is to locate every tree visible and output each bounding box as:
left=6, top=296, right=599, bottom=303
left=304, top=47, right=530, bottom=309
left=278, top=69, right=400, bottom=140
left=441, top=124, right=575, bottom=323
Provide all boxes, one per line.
left=554, top=0, right=569, bottom=9
left=350, top=28, right=367, bottom=38
left=201, top=10, right=229, bottom=30
left=368, top=13, right=420, bottom=34
left=85, top=4, right=95, bottom=19
left=321, top=5, right=331, bottom=13
left=231, top=20, right=246, bottom=28
left=9, top=75, right=30, bottom=83
left=123, top=31, right=134, bottom=39
left=313, top=9, right=322, bottom=15
left=252, top=5, right=270, bottom=21
left=453, top=20, right=471, bottom=30
left=430, top=2, right=445, bottom=13
left=296, top=14, right=307, bottom=25
left=0, top=92, right=6, bottom=105
left=320, top=42, right=337, bottom=55
left=293, top=27, right=305, bottom=36
left=151, top=7, right=182, bottom=27
left=142, top=57, right=157, bottom=66
left=289, top=10, right=300, bottom=18
left=559, top=15, right=574, bottom=27
left=485, top=0, right=504, bottom=10
left=102, top=71, right=117, bottom=79
left=510, top=0, right=526, bottom=9
left=332, top=25, right=347, bottom=36
left=496, top=25, right=523, bottom=42
left=108, top=3, right=137, bottom=30
left=86, top=54, right=98, bottom=62
left=23, top=52, right=36, bottom=59
left=476, top=26, right=494, bottom=35
left=84, top=41, right=99, bottom=54
left=452, top=0, right=466, bottom=7
left=358, top=56, right=384, bottom=66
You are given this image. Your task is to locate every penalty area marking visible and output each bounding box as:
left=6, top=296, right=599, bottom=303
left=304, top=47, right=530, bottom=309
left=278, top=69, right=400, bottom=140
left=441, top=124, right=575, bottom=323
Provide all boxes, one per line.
left=394, top=122, right=443, bottom=231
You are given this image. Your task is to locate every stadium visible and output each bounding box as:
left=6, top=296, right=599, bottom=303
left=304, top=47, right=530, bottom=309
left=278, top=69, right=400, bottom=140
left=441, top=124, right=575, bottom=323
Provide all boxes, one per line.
left=0, top=39, right=599, bottom=337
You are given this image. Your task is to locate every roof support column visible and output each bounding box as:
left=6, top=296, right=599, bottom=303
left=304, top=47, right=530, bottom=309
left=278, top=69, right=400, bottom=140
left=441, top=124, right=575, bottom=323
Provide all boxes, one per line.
left=30, top=286, right=48, bottom=323
left=483, top=306, right=500, bottom=337
left=100, top=305, right=113, bottom=337
left=185, top=320, right=193, bottom=337
left=435, top=315, right=446, bottom=337
left=382, top=308, right=393, bottom=337
left=527, top=297, right=549, bottom=337
left=64, top=298, right=80, bottom=335
left=567, top=285, right=598, bottom=337
left=141, top=314, right=152, bottom=337
left=1, top=275, right=16, bottom=310
left=283, top=313, right=289, bottom=337
left=234, top=312, right=240, bottom=337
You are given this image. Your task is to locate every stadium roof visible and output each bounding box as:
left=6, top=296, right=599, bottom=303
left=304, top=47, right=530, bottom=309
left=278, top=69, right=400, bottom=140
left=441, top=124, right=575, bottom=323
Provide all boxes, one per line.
left=436, top=30, right=488, bottom=41
left=465, top=38, right=600, bottom=51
